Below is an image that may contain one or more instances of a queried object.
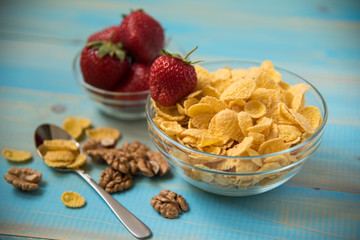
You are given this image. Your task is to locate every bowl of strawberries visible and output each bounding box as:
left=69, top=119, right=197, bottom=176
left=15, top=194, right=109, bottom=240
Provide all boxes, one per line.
left=74, top=9, right=178, bottom=120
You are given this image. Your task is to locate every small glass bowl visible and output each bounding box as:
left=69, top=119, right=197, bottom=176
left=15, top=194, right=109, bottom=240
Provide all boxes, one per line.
left=146, top=60, right=328, bottom=196
left=73, top=40, right=185, bottom=120
left=73, top=53, right=149, bottom=120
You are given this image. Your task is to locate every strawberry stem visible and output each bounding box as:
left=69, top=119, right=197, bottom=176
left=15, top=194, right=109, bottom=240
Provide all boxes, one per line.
left=161, top=46, right=201, bottom=65
left=184, top=46, right=198, bottom=60
left=86, top=34, right=126, bottom=61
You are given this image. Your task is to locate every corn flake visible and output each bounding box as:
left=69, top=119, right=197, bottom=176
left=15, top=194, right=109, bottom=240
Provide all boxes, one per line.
left=44, top=150, right=76, bottom=163
left=246, top=67, right=278, bottom=90
left=251, top=88, right=283, bottom=108
left=210, top=109, right=243, bottom=141
left=61, top=191, right=86, bottom=208
left=264, top=155, right=289, bottom=167
left=152, top=99, right=185, bottom=121
left=190, top=113, right=214, bottom=129
left=227, top=136, right=254, bottom=156
left=289, top=83, right=312, bottom=111
left=220, top=77, right=256, bottom=102
left=247, top=117, right=272, bottom=133
left=85, top=127, right=120, bottom=141
left=236, top=159, right=260, bottom=173
left=63, top=120, right=82, bottom=140
left=160, top=121, right=183, bottom=136
left=237, top=112, right=253, bottom=136
left=299, top=106, right=321, bottom=130
left=2, top=149, right=32, bottom=162
left=62, top=117, right=91, bottom=140
left=258, top=138, right=287, bottom=155
left=248, top=132, right=265, bottom=147
left=176, top=103, right=186, bottom=115
left=187, top=90, right=203, bottom=99
left=202, top=86, right=220, bottom=98
left=260, top=60, right=282, bottom=83
left=244, top=100, right=266, bottom=118
left=43, top=139, right=78, bottom=151
left=194, top=65, right=211, bottom=91
left=210, top=67, right=233, bottom=93
left=67, top=153, right=87, bottom=169
left=199, top=96, right=227, bottom=113
left=289, top=109, right=314, bottom=133
left=278, top=125, right=302, bottom=143
left=199, top=130, right=228, bottom=147
left=266, top=122, right=279, bottom=140
left=187, top=103, right=215, bottom=117
left=231, top=69, right=248, bottom=81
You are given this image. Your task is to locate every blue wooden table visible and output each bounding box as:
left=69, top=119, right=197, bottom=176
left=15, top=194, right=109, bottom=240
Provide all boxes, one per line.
left=0, top=1, right=359, bottom=239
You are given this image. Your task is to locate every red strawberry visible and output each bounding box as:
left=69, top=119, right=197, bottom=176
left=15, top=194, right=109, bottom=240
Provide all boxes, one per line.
left=80, top=39, right=129, bottom=90
left=115, top=10, right=165, bottom=64
left=149, top=47, right=199, bottom=106
left=114, top=63, right=150, bottom=92
left=87, top=25, right=121, bottom=43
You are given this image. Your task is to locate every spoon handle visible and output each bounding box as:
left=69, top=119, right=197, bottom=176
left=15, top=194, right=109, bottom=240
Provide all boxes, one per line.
left=75, top=169, right=151, bottom=239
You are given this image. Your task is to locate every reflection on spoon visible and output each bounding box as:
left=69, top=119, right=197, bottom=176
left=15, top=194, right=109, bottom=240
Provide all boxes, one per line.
left=34, top=123, right=151, bottom=239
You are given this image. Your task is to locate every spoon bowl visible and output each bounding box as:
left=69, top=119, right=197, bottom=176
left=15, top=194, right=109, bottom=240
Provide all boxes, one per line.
left=34, top=123, right=151, bottom=239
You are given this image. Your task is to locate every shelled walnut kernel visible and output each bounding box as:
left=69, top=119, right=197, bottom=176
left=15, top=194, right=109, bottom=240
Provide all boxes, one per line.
left=4, top=167, right=42, bottom=191
left=92, top=140, right=169, bottom=193
left=98, top=167, right=133, bottom=193
left=150, top=190, right=189, bottom=219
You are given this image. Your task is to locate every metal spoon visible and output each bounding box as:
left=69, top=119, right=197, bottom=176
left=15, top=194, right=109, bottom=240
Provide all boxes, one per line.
left=34, top=123, right=151, bottom=239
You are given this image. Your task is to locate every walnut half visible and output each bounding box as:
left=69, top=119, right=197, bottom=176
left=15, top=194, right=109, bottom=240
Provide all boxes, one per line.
left=4, top=167, right=42, bottom=191
left=98, top=167, right=133, bottom=193
left=150, top=190, right=189, bottom=219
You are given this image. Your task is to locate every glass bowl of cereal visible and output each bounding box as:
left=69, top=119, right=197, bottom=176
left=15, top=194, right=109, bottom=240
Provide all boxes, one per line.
left=146, top=60, right=328, bottom=196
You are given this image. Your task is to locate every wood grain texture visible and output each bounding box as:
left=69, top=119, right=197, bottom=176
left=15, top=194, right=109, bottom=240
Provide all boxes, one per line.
left=0, top=0, right=359, bottom=239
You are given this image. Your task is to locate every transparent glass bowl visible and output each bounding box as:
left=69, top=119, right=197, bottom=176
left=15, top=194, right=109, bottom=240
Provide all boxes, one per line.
left=146, top=60, right=328, bottom=196
left=73, top=53, right=149, bottom=120
left=73, top=40, right=185, bottom=120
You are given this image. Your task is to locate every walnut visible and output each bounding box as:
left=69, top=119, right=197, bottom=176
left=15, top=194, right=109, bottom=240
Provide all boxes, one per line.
left=136, top=151, right=169, bottom=177
left=147, top=151, right=169, bottom=176
left=121, top=141, right=169, bottom=177
left=150, top=190, right=189, bottom=218
left=103, top=151, right=137, bottom=175
left=82, top=139, right=117, bottom=150
left=82, top=139, right=104, bottom=152
left=86, top=148, right=120, bottom=162
left=82, top=140, right=119, bottom=162
left=4, top=167, right=42, bottom=191
left=121, top=141, right=149, bottom=160
left=99, top=167, right=133, bottom=193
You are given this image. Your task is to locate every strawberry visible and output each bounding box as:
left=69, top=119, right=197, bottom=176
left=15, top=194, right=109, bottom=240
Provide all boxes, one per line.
left=80, top=39, right=129, bottom=90
left=87, top=25, right=121, bottom=43
left=114, top=63, right=150, bottom=92
left=115, top=10, right=165, bottom=64
left=149, top=47, right=199, bottom=106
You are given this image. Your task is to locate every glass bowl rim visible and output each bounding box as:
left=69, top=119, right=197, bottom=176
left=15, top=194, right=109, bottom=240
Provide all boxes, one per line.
left=73, top=51, right=150, bottom=97
left=145, top=59, right=328, bottom=176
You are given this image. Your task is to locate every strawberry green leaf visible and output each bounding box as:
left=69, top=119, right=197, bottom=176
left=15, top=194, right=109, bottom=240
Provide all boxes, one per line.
left=86, top=38, right=126, bottom=61
left=115, top=50, right=125, bottom=61
left=161, top=46, right=201, bottom=65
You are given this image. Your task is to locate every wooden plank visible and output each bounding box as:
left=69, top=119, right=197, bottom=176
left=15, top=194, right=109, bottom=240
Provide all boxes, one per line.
left=0, top=178, right=359, bottom=240
left=0, top=0, right=359, bottom=75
